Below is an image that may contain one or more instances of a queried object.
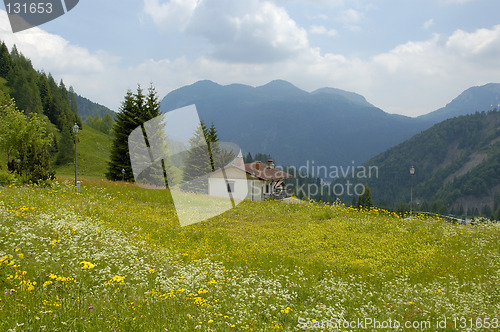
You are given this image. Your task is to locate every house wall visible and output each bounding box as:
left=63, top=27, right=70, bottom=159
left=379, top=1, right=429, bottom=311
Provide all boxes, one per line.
left=208, top=177, right=268, bottom=201
left=247, top=179, right=265, bottom=201
left=208, top=177, right=251, bottom=200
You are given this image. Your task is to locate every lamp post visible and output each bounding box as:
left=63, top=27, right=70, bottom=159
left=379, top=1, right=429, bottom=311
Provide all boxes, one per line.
left=73, top=123, right=79, bottom=190
left=121, top=168, right=125, bottom=181
left=410, top=166, right=415, bottom=214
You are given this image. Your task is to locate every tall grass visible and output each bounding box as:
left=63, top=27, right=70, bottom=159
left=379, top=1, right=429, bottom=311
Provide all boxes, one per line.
left=0, top=179, right=498, bottom=331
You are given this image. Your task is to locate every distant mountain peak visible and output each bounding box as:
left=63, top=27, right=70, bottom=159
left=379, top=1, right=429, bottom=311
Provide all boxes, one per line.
left=419, top=82, right=500, bottom=124
left=311, top=87, right=374, bottom=107
left=255, top=79, right=308, bottom=97
left=446, top=83, right=500, bottom=107
left=258, top=79, right=300, bottom=89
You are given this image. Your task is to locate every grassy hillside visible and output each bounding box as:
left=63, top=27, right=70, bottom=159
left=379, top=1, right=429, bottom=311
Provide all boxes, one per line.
left=54, top=124, right=112, bottom=179
left=0, top=179, right=498, bottom=330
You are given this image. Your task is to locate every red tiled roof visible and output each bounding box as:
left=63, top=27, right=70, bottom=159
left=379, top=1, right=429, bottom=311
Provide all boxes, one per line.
left=244, top=162, right=292, bottom=181
left=208, top=159, right=293, bottom=181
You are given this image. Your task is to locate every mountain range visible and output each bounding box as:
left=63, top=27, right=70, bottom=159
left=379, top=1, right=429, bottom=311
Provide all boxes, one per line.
left=160, top=80, right=500, bottom=172
left=160, top=80, right=417, bottom=169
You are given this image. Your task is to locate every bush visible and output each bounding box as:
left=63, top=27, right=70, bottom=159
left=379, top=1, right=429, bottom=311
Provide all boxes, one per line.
left=0, top=169, right=15, bottom=186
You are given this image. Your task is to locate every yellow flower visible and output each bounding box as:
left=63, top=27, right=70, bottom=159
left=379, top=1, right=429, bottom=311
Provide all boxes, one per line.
left=112, top=275, right=125, bottom=283
left=80, top=261, right=95, bottom=269
left=18, top=253, right=24, bottom=258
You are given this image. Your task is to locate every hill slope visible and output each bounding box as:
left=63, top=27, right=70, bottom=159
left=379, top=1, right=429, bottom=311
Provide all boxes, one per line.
left=53, top=124, right=112, bottom=179
left=160, top=80, right=423, bottom=169
left=362, top=110, right=500, bottom=215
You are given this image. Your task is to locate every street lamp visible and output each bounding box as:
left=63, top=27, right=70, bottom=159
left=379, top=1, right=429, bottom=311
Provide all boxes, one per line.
left=409, top=166, right=415, bottom=214
left=73, top=123, right=79, bottom=190
left=121, top=168, right=125, bottom=181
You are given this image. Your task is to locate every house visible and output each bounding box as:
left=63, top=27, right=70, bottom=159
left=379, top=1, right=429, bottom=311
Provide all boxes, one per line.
left=208, top=154, right=292, bottom=201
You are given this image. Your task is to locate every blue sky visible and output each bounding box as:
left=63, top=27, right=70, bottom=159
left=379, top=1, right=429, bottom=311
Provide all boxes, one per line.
left=0, top=0, right=499, bottom=116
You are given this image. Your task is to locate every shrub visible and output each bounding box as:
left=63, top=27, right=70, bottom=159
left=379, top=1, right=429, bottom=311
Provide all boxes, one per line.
left=0, top=169, right=15, bottom=186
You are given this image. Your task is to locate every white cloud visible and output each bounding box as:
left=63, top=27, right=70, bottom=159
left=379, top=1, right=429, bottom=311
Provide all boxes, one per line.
left=309, top=25, right=337, bottom=37
left=143, top=0, right=202, bottom=31
left=336, top=8, right=363, bottom=31
left=446, top=25, right=500, bottom=61
left=422, top=18, right=434, bottom=30
left=143, top=0, right=309, bottom=63
left=0, top=17, right=115, bottom=74
left=369, top=25, right=500, bottom=114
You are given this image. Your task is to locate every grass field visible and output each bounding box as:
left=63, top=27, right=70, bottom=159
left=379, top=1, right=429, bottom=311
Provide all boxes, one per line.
left=0, top=179, right=499, bottom=331
left=53, top=124, right=112, bottom=179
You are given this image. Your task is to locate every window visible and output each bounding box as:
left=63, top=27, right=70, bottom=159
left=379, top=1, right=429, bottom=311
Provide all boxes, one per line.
left=227, top=181, right=235, bottom=193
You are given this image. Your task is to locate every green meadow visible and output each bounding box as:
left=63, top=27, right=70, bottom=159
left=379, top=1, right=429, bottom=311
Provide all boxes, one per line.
left=53, top=124, right=112, bottom=180
left=0, top=123, right=498, bottom=331
left=0, top=177, right=498, bottom=331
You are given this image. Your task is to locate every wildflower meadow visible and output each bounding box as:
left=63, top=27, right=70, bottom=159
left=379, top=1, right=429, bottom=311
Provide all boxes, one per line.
left=0, top=179, right=498, bottom=331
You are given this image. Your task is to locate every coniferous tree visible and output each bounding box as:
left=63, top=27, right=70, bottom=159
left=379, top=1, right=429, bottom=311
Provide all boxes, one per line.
left=145, top=83, right=160, bottom=120
left=244, top=152, right=253, bottom=163
left=56, top=124, right=74, bottom=165
left=182, top=124, right=212, bottom=182
left=38, top=73, right=55, bottom=123
left=106, top=90, right=136, bottom=181
left=0, top=42, right=12, bottom=78
left=68, top=86, right=78, bottom=115
left=357, top=184, right=373, bottom=209
left=206, top=122, right=219, bottom=170
left=106, top=84, right=165, bottom=182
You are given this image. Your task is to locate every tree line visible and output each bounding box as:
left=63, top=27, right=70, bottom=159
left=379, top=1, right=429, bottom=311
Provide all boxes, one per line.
left=106, top=86, right=228, bottom=192
left=0, top=41, right=82, bottom=183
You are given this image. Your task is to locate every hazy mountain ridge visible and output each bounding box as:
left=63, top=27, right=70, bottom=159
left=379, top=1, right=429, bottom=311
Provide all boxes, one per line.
left=75, top=94, right=116, bottom=122
left=160, top=80, right=423, bottom=169
left=418, top=83, right=500, bottom=124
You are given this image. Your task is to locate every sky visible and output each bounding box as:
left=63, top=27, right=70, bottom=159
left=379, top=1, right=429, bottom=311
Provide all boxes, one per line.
left=0, top=0, right=499, bottom=116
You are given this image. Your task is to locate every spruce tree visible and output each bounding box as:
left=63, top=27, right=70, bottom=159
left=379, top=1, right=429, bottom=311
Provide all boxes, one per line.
left=182, top=123, right=212, bottom=180
left=244, top=152, right=253, bottom=163
left=356, top=184, right=373, bottom=209
left=68, top=86, right=78, bottom=115
left=0, top=42, right=12, bottom=78
left=106, top=84, right=164, bottom=182
left=56, top=124, right=74, bottom=165
left=106, top=90, right=136, bottom=181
